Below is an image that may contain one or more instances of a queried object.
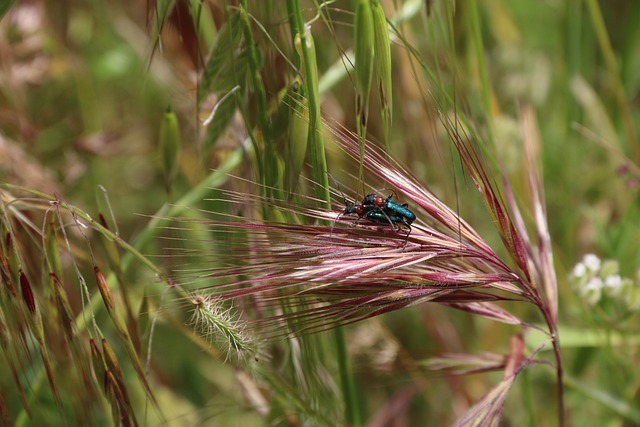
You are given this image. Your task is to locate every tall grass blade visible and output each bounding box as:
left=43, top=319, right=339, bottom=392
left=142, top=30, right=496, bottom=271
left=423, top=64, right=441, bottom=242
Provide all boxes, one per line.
left=239, top=2, right=278, bottom=191
left=291, top=22, right=330, bottom=208
left=287, top=87, right=310, bottom=193
left=585, top=0, right=638, bottom=155
left=519, top=105, right=558, bottom=322
left=148, top=0, right=175, bottom=64
left=354, top=0, right=375, bottom=181
left=372, top=0, right=393, bottom=146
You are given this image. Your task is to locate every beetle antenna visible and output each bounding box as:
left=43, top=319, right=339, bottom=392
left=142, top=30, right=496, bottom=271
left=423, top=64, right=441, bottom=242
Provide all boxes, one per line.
left=330, top=212, right=343, bottom=236
left=327, top=171, right=350, bottom=208
left=327, top=172, right=350, bottom=235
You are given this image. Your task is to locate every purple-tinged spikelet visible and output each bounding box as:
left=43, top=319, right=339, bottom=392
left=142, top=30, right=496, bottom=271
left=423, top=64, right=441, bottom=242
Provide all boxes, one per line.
left=168, top=110, right=563, bottom=425
left=94, top=266, right=115, bottom=313
left=19, top=271, right=36, bottom=314
left=170, top=123, right=551, bottom=341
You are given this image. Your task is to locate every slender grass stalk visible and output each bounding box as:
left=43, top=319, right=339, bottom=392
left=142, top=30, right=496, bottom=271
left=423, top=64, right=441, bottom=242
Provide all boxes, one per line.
left=585, top=0, right=638, bottom=158
left=354, top=0, right=375, bottom=184
left=372, top=0, right=393, bottom=147
left=317, top=0, right=423, bottom=95
left=2, top=145, right=246, bottom=424
left=467, top=0, right=494, bottom=142
left=1, top=185, right=162, bottom=278
left=334, top=325, right=361, bottom=427
left=149, top=0, right=173, bottom=57
left=238, top=2, right=275, bottom=188
left=287, top=0, right=330, bottom=210
left=238, top=1, right=270, bottom=146
left=566, top=0, right=583, bottom=124
left=519, top=104, right=564, bottom=426
left=286, top=85, right=310, bottom=192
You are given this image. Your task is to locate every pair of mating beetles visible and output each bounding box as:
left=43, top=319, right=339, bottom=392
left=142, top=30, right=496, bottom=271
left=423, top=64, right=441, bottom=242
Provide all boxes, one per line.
left=338, top=191, right=416, bottom=238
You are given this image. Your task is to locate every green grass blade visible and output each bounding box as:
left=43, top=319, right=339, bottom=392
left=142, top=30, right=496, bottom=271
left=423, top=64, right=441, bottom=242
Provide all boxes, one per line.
left=354, top=0, right=375, bottom=182
left=372, top=0, right=393, bottom=147
left=198, top=10, right=244, bottom=102
left=289, top=4, right=330, bottom=209
left=585, top=0, right=638, bottom=155
left=202, top=87, right=239, bottom=156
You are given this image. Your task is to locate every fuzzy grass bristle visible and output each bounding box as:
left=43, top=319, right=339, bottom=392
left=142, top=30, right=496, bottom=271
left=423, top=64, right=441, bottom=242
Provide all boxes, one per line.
left=187, top=293, right=257, bottom=362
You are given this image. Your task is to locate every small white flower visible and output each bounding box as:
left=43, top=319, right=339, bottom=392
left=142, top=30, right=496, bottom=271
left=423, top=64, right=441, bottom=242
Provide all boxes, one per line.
left=580, top=277, right=604, bottom=306
left=584, top=277, right=604, bottom=291
left=604, top=274, right=628, bottom=299
left=604, top=274, right=622, bottom=288
left=583, top=254, right=601, bottom=273
left=572, top=262, right=586, bottom=278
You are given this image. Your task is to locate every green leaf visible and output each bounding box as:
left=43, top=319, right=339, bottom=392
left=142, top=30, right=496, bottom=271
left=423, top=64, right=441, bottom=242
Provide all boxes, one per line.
left=286, top=95, right=309, bottom=193
left=199, top=11, right=244, bottom=102
left=354, top=0, right=375, bottom=122
left=372, top=0, right=393, bottom=145
left=203, top=90, right=238, bottom=156
left=354, top=0, right=375, bottom=181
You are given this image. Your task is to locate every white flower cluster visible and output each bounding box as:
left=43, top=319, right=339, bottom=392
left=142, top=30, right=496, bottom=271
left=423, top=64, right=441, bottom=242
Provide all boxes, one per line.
left=571, top=254, right=640, bottom=312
